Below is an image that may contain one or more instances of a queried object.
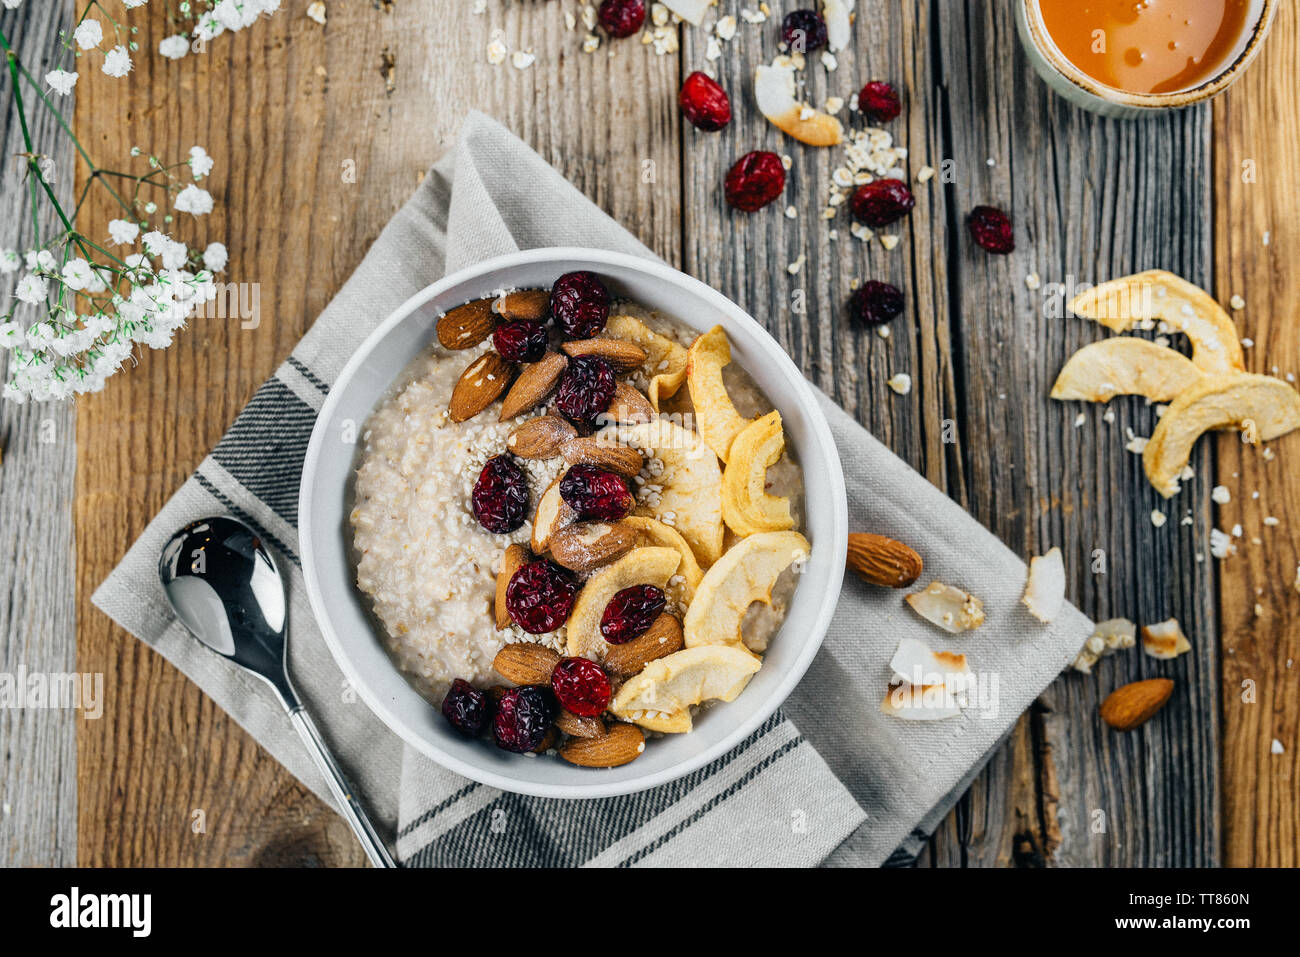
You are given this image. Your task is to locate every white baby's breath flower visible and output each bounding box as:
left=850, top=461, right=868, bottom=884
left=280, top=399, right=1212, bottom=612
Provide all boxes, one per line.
left=102, top=46, right=133, bottom=78
left=123, top=0, right=149, bottom=7
left=45, top=70, right=78, bottom=96
left=141, top=231, right=173, bottom=256
left=189, top=146, right=214, bottom=179
left=0, top=249, right=19, bottom=274
left=28, top=249, right=57, bottom=272
left=15, top=274, right=48, bottom=304
left=159, top=240, right=189, bottom=270
left=108, top=219, right=140, bottom=245
left=159, top=35, right=190, bottom=59
left=74, top=19, right=103, bottom=50
left=3, top=0, right=25, bottom=12
left=175, top=184, right=214, bottom=215
left=61, top=258, right=93, bottom=291
left=202, top=242, right=229, bottom=272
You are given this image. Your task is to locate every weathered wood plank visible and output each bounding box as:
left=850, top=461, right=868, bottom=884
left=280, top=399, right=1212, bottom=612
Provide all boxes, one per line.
left=0, top=0, right=78, bottom=868
left=683, top=1, right=1218, bottom=866
left=73, top=0, right=679, bottom=865
left=1214, top=1, right=1300, bottom=868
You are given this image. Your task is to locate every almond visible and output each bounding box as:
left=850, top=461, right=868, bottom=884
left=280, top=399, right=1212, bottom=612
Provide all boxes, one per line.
left=449, top=351, right=514, bottom=423
left=531, top=477, right=576, bottom=552
left=846, top=532, right=923, bottom=588
left=561, top=436, right=644, bottom=477
left=556, top=710, right=606, bottom=739
left=507, top=415, right=577, bottom=459
left=603, top=612, right=684, bottom=677
left=492, top=642, right=561, bottom=686
left=548, top=521, right=637, bottom=573
left=561, top=337, right=649, bottom=372
left=497, top=289, right=551, bottom=321
left=560, top=722, right=645, bottom=767
left=1100, top=678, right=1175, bottom=731
left=495, top=543, right=530, bottom=629
left=605, top=381, right=655, bottom=425
left=500, top=351, right=568, bottom=421
left=437, top=298, right=496, bottom=350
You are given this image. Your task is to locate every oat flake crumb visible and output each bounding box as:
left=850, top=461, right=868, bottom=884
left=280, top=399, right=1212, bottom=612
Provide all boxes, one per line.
left=1229, top=294, right=1246, bottom=310
left=1211, top=485, right=1231, bottom=504
left=1151, top=509, right=1167, bottom=528
left=887, top=372, right=912, bottom=395
left=307, top=1, right=327, bottom=25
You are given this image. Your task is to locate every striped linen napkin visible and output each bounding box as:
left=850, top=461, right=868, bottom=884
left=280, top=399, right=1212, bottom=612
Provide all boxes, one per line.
left=93, top=111, right=1090, bottom=867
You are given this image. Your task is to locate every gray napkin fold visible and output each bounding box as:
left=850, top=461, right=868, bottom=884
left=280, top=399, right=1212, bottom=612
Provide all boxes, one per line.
left=93, top=111, right=1090, bottom=867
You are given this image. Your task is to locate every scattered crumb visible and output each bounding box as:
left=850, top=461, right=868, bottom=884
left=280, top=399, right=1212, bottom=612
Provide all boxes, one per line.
left=487, top=36, right=508, bottom=65
left=307, top=1, right=327, bottom=25
left=787, top=255, right=805, bottom=275
left=1103, top=409, right=1116, bottom=424
left=784, top=205, right=797, bottom=219
left=917, top=165, right=935, bottom=183
left=1229, top=294, right=1245, bottom=310
left=1073, top=412, right=1086, bottom=428
left=1264, top=516, right=1280, bottom=526
left=880, top=233, right=900, bottom=251
left=1025, top=272, right=1041, bottom=290
left=1151, top=509, right=1167, bottom=528
left=1273, top=739, right=1285, bottom=755
left=887, top=373, right=912, bottom=395
left=1211, top=485, right=1231, bottom=504
left=512, top=51, right=536, bottom=70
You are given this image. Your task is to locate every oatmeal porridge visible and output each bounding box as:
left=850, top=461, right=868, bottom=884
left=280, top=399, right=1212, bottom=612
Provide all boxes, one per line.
left=350, top=271, right=808, bottom=767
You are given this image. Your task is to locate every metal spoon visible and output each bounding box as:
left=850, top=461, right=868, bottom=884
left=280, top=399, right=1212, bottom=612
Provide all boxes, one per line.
left=159, top=515, right=396, bottom=868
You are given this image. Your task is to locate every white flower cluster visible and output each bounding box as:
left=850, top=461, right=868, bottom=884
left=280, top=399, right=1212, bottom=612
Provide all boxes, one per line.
left=0, top=145, right=228, bottom=403
left=162, top=0, right=283, bottom=61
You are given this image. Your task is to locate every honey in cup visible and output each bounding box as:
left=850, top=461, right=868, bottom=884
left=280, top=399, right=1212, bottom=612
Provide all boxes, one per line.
left=1037, top=0, right=1254, bottom=94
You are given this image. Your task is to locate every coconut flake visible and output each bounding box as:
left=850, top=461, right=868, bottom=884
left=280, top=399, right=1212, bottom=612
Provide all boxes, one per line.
left=1022, top=547, right=1066, bottom=623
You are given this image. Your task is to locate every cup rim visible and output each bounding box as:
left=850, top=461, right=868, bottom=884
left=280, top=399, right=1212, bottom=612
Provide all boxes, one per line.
left=1021, top=0, right=1278, bottom=109
left=298, top=246, right=849, bottom=799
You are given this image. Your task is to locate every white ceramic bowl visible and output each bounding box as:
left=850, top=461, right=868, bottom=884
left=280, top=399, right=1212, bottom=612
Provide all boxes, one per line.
left=299, top=248, right=847, bottom=798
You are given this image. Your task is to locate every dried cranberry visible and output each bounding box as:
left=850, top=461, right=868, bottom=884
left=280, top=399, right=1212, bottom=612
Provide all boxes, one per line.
left=505, top=560, right=578, bottom=633
left=555, top=354, right=616, bottom=426
left=597, top=0, right=645, bottom=38
left=441, top=678, right=491, bottom=737
left=781, top=10, right=828, bottom=52
left=600, top=585, right=666, bottom=644
left=967, top=205, right=1015, bottom=254
left=471, top=455, right=529, bottom=534
left=858, top=81, right=902, bottom=122
left=849, top=179, right=915, bottom=227
left=492, top=320, right=548, bottom=363
left=560, top=464, right=634, bottom=521
left=679, top=71, right=732, bottom=132
left=550, top=657, right=612, bottom=718
left=848, top=281, right=905, bottom=327
left=492, top=685, right=553, bottom=752
left=550, top=271, right=611, bottom=339
left=724, top=151, right=786, bottom=212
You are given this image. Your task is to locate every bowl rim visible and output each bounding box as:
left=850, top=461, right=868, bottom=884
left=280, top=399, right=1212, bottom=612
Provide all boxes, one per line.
left=298, top=247, right=848, bottom=799
left=1019, top=0, right=1278, bottom=109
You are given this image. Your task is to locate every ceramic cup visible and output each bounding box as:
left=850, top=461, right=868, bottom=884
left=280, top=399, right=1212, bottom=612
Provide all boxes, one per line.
left=1015, top=0, right=1278, bottom=118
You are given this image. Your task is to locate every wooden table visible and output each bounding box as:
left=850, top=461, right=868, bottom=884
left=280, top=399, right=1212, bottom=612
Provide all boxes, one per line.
left=1, top=1, right=1295, bottom=867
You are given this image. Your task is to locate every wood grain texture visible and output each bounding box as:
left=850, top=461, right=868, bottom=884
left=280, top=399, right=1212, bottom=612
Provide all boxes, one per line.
left=0, top=0, right=78, bottom=867
left=683, top=1, right=1217, bottom=866
left=73, top=0, right=679, bottom=866
left=1214, top=0, right=1300, bottom=868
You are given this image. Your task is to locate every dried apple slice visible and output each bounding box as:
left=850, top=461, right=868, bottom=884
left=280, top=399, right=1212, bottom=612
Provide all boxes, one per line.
left=721, top=411, right=795, bottom=536
left=755, top=62, right=844, bottom=147
left=621, top=515, right=704, bottom=607
left=621, top=418, right=726, bottom=566
left=687, top=325, right=753, bottom=463
left=823, top=0, right=855, bottom=52
left=610, top=645, right=763, bottom=734
left=1050, top=337, right=1204, bottom=403
left=605, top=314, right=687, bottom=411
left=1022, top=547, right=1066, bottom=623
left=1067, top=270, right=1244, bottom=374
left=1143, top=373, right=1300, bottom=497
left=905, top=581, right=985, bottom=633
left=683, top=531, right=811, bottom=649
left=565, top=547, right=681, bottom=661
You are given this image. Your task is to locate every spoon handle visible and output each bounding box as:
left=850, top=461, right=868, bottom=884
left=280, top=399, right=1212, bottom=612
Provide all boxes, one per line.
left=289, top=707, right=397, bottom=868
